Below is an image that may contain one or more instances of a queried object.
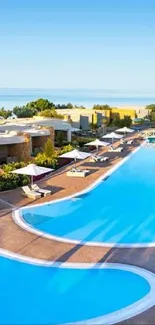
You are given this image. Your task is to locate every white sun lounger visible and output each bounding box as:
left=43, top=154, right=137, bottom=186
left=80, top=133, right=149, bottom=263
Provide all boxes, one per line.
left=101, top=156, right=109, bottom=161
left=22, top=186, right=41, bottom=199
left=31, top=184, right=51, bottom=197
left=90, top=155, right=109, bottom=162
left=67, top=168, right=90, bottom=177
left=71, top=168, right=89, bottom=173
left=127, top=140, right=134, bottom=145
left=109, top=146, right=123, bottom=152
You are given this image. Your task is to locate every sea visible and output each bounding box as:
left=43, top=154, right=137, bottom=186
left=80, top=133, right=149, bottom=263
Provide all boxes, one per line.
left=0, top=88, right=155, bottom=110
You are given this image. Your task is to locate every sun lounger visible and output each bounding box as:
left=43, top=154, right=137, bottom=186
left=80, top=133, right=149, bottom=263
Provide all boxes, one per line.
left=101, top=156, right=109, bottom=161
left=97, top=155, right=109, bottom=162
left=120, top=139, right=133, bottom=145
left=90, top=155, right=109, bottom=163
left=67, top=169, right=90, bottom=177
left=22, top=186, right=41, bottom=199
left=127, top=140, right=133, bottom=145
left=31, top=184, right=51, bottom=197
left=108, top=146, right=123, bottom=152
left=71, top=167, right=89, bottom=173
left=71, top=167, right=81, bottom=172
left=90, top=156, right=99, bottom=162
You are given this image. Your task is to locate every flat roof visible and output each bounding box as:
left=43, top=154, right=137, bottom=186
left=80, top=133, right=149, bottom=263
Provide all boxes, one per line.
left=0, top=117, right=72, bottom=132
left=0, top=134, right=25, bottom=145
left=23, top=128, right=50, bottom=137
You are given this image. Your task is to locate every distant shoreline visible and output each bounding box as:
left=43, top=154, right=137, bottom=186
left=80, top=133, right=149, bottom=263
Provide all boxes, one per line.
left=0, top=88, right=153, bottom=110
left=0, top=102, right=147, bottom=111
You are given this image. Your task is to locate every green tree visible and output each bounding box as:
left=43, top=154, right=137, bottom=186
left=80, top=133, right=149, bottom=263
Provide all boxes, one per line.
left=93, top=104, right=111, bottom=110
left=56, top=104, right=70, bottom=109
left=110, top=115, right=132, bottom=127
left=60, top=144, right=74, bottom=154
left=0, top=107, right=12, bottom=119
left=79, top=105, right=86, bottom=109
left=74, top=105, right=86, bottom=109
left=13, top=106, right=34, bottom=118
left=122, top=116, right=132, bottom=127
left=66, top=103, right=74, bottom=109
left=150, top=110, right=155, bottom=122
left=35, top=139, right=58, bottom=168
left=44, top=139, right=55, bottom=157
left=146, top=104, right=155, bottom=110
left=111, top=114, right=121, bottom=126
left=27, top=98, right=55, bottom=113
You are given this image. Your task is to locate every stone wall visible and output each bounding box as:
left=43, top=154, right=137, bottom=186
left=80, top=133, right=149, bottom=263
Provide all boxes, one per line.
left=8, top=133, right=31, bottom=163
left=6, top=127, right=55, bottom=163
left=45, top=127, right=55, bottom=145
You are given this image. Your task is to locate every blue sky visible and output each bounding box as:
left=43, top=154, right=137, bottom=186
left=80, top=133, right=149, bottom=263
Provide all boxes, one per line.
left=0, top=0, right=155, bottom=89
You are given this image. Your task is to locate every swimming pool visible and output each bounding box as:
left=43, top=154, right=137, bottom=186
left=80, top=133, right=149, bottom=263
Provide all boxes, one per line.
left=0, top=255, right=154, bottom=325
left=21, top=146, right=155, bottom=246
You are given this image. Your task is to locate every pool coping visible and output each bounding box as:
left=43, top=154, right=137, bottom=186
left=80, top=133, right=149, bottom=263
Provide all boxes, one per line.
left=0, top=246, right=154, bottom=325
left=12, top=140, right=153, bottom=249
left=69, top=263, right=155, bottom=325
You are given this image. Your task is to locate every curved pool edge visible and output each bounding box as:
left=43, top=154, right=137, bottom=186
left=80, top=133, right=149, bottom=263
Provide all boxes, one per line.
left=0, top=247, right=154, bottom=325
left=68, top=263, right=155, bottom=325
left=13, top=141, right=155, bottom=249
left=13, top=203, right=155, bottom=248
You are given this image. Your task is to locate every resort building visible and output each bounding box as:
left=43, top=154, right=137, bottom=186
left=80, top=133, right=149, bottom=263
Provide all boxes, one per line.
left=0, top=117, right=76, bottom=164
left=56, top=107, right=137, bottom=130
left=57, top=108, right=109, bottom=129
left=0, top=127, right=54, bottom=164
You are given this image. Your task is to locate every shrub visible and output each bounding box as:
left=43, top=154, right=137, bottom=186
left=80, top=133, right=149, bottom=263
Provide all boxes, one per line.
left=59, top=144, right=74, bottom=155
left=0, top=173, right=29, bottom=191
left=26, top=98, right=55, bottom=112
left=146, top=104, right=155, bottom=110
left=92, top=104, right=111, bottom=110
left=0, top=107, right=12, bottom=119
left=110, top=115, right=132, bottom=127
left=39, top=109, right=63, bottom=119
left=34, top=152, right=58, bottom=168
left=2, top=161, right=26, bottom=173
left=13, top=106, right=34, bottom=118
left=34, top=139, right=58, bottom=168
left=0, top=141, right=80, bottom=191
left=0, top=161, right=29, bottom=191
left=43, top=139, right=55, bottom=157
left=71, top=136, right=95, bottom=148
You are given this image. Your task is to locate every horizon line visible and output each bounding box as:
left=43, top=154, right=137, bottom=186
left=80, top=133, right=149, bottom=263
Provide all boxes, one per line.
left=0, top=87, right=155, bottom=92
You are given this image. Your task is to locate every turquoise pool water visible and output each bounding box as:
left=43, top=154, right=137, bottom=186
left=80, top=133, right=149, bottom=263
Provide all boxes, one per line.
left=23, top=147, right=155, bottom=245
left=148, top=137, right=155, bottom=143
left=0, top=256, right=150, bottom=324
